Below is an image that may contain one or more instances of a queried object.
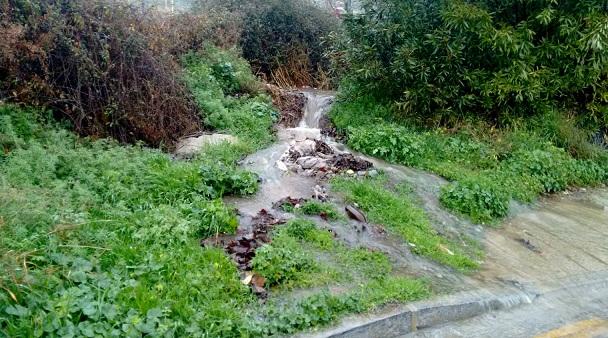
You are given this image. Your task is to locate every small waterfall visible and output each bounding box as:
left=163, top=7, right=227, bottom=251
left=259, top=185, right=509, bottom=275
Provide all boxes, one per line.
left=298, top=91, right=334, bottom=129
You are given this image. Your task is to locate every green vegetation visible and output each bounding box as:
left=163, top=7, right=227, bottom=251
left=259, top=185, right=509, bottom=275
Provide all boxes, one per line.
left=332, top=100, right=608, bottom=223
left=253, top=218, right=405, bottom=289
left=183, top=46, right=278, bottom=152
left=299, top=200, right=343, bottom=221
left=239, top=0, right=338, bottom=87
left=329, top=0, right=608, bottom=124
left=0, top=103, right=431, bottom=336
left=331, top=176, right=480, bottom=270
left=328, top=0, right=608, bottom=223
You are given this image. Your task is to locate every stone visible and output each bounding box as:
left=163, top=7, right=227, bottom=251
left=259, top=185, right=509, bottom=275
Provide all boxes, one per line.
left=292, top=139, right=317, bottom=156
left=175, top=133, right=238, bottom=158
left=276, top=160, right=288, bottom=172
left=369, top=169, right=379, bottom=177
left=297, top=156, right=326, bottom=169
left=345, top=205, right=367, bottom=223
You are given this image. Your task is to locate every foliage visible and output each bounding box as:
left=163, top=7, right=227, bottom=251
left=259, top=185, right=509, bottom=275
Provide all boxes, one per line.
left=0, top=104, right=432, bottom=336
left=329, top=0, right=608, bottom=126
left=280, top=219, right=335, bottom=250
left=299, top=201, right=343, bottom=221
left=0, top=0, right=200, bottom=146
left=0, top=104, right=256, bottom=337
left=331, top=176, right=480, bottom=270
left=252, top=235, right=317, bottom=286
left=331, top=97, right=608, bottom=223
left=183, top=47, right=277, bottom=151
left=199, top=162, right=258, bottom=197
left=234, top=0, right=339, bottom=88
left=248, top=276, right=430, bottom=336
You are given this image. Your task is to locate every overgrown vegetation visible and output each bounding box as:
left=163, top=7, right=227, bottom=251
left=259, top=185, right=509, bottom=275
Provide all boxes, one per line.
left=0, top=103, right=431, bottom=336
left=329, top=0, right=608, bottom=125
left=331, top=176, right=480, bottom=270
left=0, top=0, right=201, bottom=146
left=331, top=99, right=608, bottom=223
left=329, top=0, right=608, bottom=222
left=183, top=46, right=277, bottom=152
left=238, top=0, right=339, bottom=88
left=191, top=0, right=339, bottom=88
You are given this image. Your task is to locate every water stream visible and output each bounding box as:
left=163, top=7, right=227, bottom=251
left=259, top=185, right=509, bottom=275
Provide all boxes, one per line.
left=225, top=90, right=479, bottom=288
left=225, top=90, right=608, bottom=294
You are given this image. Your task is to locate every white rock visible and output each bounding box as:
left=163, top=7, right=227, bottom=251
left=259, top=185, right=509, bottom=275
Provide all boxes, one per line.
left=276, top=160, right=288, bottom=172
left=292, top=139, right=317, bottom=156
left=297, top=156, right=327, bottom=170
left=175, top=133, right=238, bottom=158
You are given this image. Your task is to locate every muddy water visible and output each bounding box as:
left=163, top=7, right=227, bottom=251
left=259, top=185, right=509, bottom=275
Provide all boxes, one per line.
left=225, top=91, right=479, bottom=288
left=226, top=90, right=608, bottom=294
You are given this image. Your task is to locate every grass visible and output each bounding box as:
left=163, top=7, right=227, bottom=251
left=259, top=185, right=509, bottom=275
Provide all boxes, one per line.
left=183, top=45, right=278, bottom=154
left=0, top=102, right=431, bottom=336
left=299, top=200, right=343, bottom=221
left=331, top=176, right=481, bottom=271
left=331, top=96, right=608, bottom=223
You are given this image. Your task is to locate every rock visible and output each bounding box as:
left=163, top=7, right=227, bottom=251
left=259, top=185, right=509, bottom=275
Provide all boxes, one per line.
left=345, top=205, right=367, bottom=223
left=346, top=169, right=355, bottom=175
left=297, top=156, right=326, bottom=169
left=368, top=169, right=379, bottom=177
left=175, top=133, right=238, bottom=158
left=283, top=127, right=321, bottom=141
left=276, top=160, right=288, bottom=172
left=313, top=185, right=328, bottom=201
left=357, top=171, right=366, bottom=176
left=292, top=139, right=317, bottom=156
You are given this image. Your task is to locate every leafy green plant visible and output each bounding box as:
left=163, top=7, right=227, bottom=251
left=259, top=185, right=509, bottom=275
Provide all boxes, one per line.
left=329, top=0, right=608, bottom=124
left=183, top=47, right=276, bottom=151
left=299, top=201, right=342, bottom=221
left=252, top=236, right=317, bottom=286
left=332, top=97, right=608, bottom=223
left=200, top=162, right=258, bottom=197
left=279, top=219, right=334, bottom=250
left=440, top=178, right=510, bottom=224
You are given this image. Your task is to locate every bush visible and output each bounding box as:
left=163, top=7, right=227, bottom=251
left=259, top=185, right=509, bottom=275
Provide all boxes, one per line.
left=183, top=47, right=277, bottom=150
left=329, top=0, right=608, bottom=125
left=440, top=178, right=510, bottom=223
left=238, top=0, right=339, bottom=88
left=199, top=162, right=258, bottom=197
left=1, top=0, right=201, bottom=147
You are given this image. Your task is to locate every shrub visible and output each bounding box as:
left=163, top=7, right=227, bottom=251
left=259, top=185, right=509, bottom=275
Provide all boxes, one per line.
left=440, top=178, right=510, bottom=224
left=1, top=0, right=201, bottom=146
left=199, top=162, right=258, bottom=197
left=183, top=48, right=277, bottom=150
left=329, top=0, right=608, bottom=125
left=238, top=0, right=339, bottom=88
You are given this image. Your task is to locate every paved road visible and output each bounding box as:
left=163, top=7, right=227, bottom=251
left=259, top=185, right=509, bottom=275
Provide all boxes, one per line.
left=405, top=189, right=608, bottom=338
left=404, top=271, right=608, bottom=338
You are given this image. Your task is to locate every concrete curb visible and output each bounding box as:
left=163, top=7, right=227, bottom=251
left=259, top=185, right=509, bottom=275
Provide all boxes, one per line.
left=304, top=288, right=537, bottom=338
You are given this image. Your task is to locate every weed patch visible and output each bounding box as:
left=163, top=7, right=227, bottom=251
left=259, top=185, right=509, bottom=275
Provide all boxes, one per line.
left=331, top=98, right=608, bottom=223
left=331, top=176, right=479, bottom=271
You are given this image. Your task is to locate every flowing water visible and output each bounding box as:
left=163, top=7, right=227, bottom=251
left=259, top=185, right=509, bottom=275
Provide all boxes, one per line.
left=226, top=91, right=608, bottom=336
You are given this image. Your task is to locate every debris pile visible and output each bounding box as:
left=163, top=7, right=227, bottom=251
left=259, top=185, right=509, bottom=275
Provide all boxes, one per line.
left=201, top=209, right=285, bottom=297
left=276, top=138, right=375, bottom=179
